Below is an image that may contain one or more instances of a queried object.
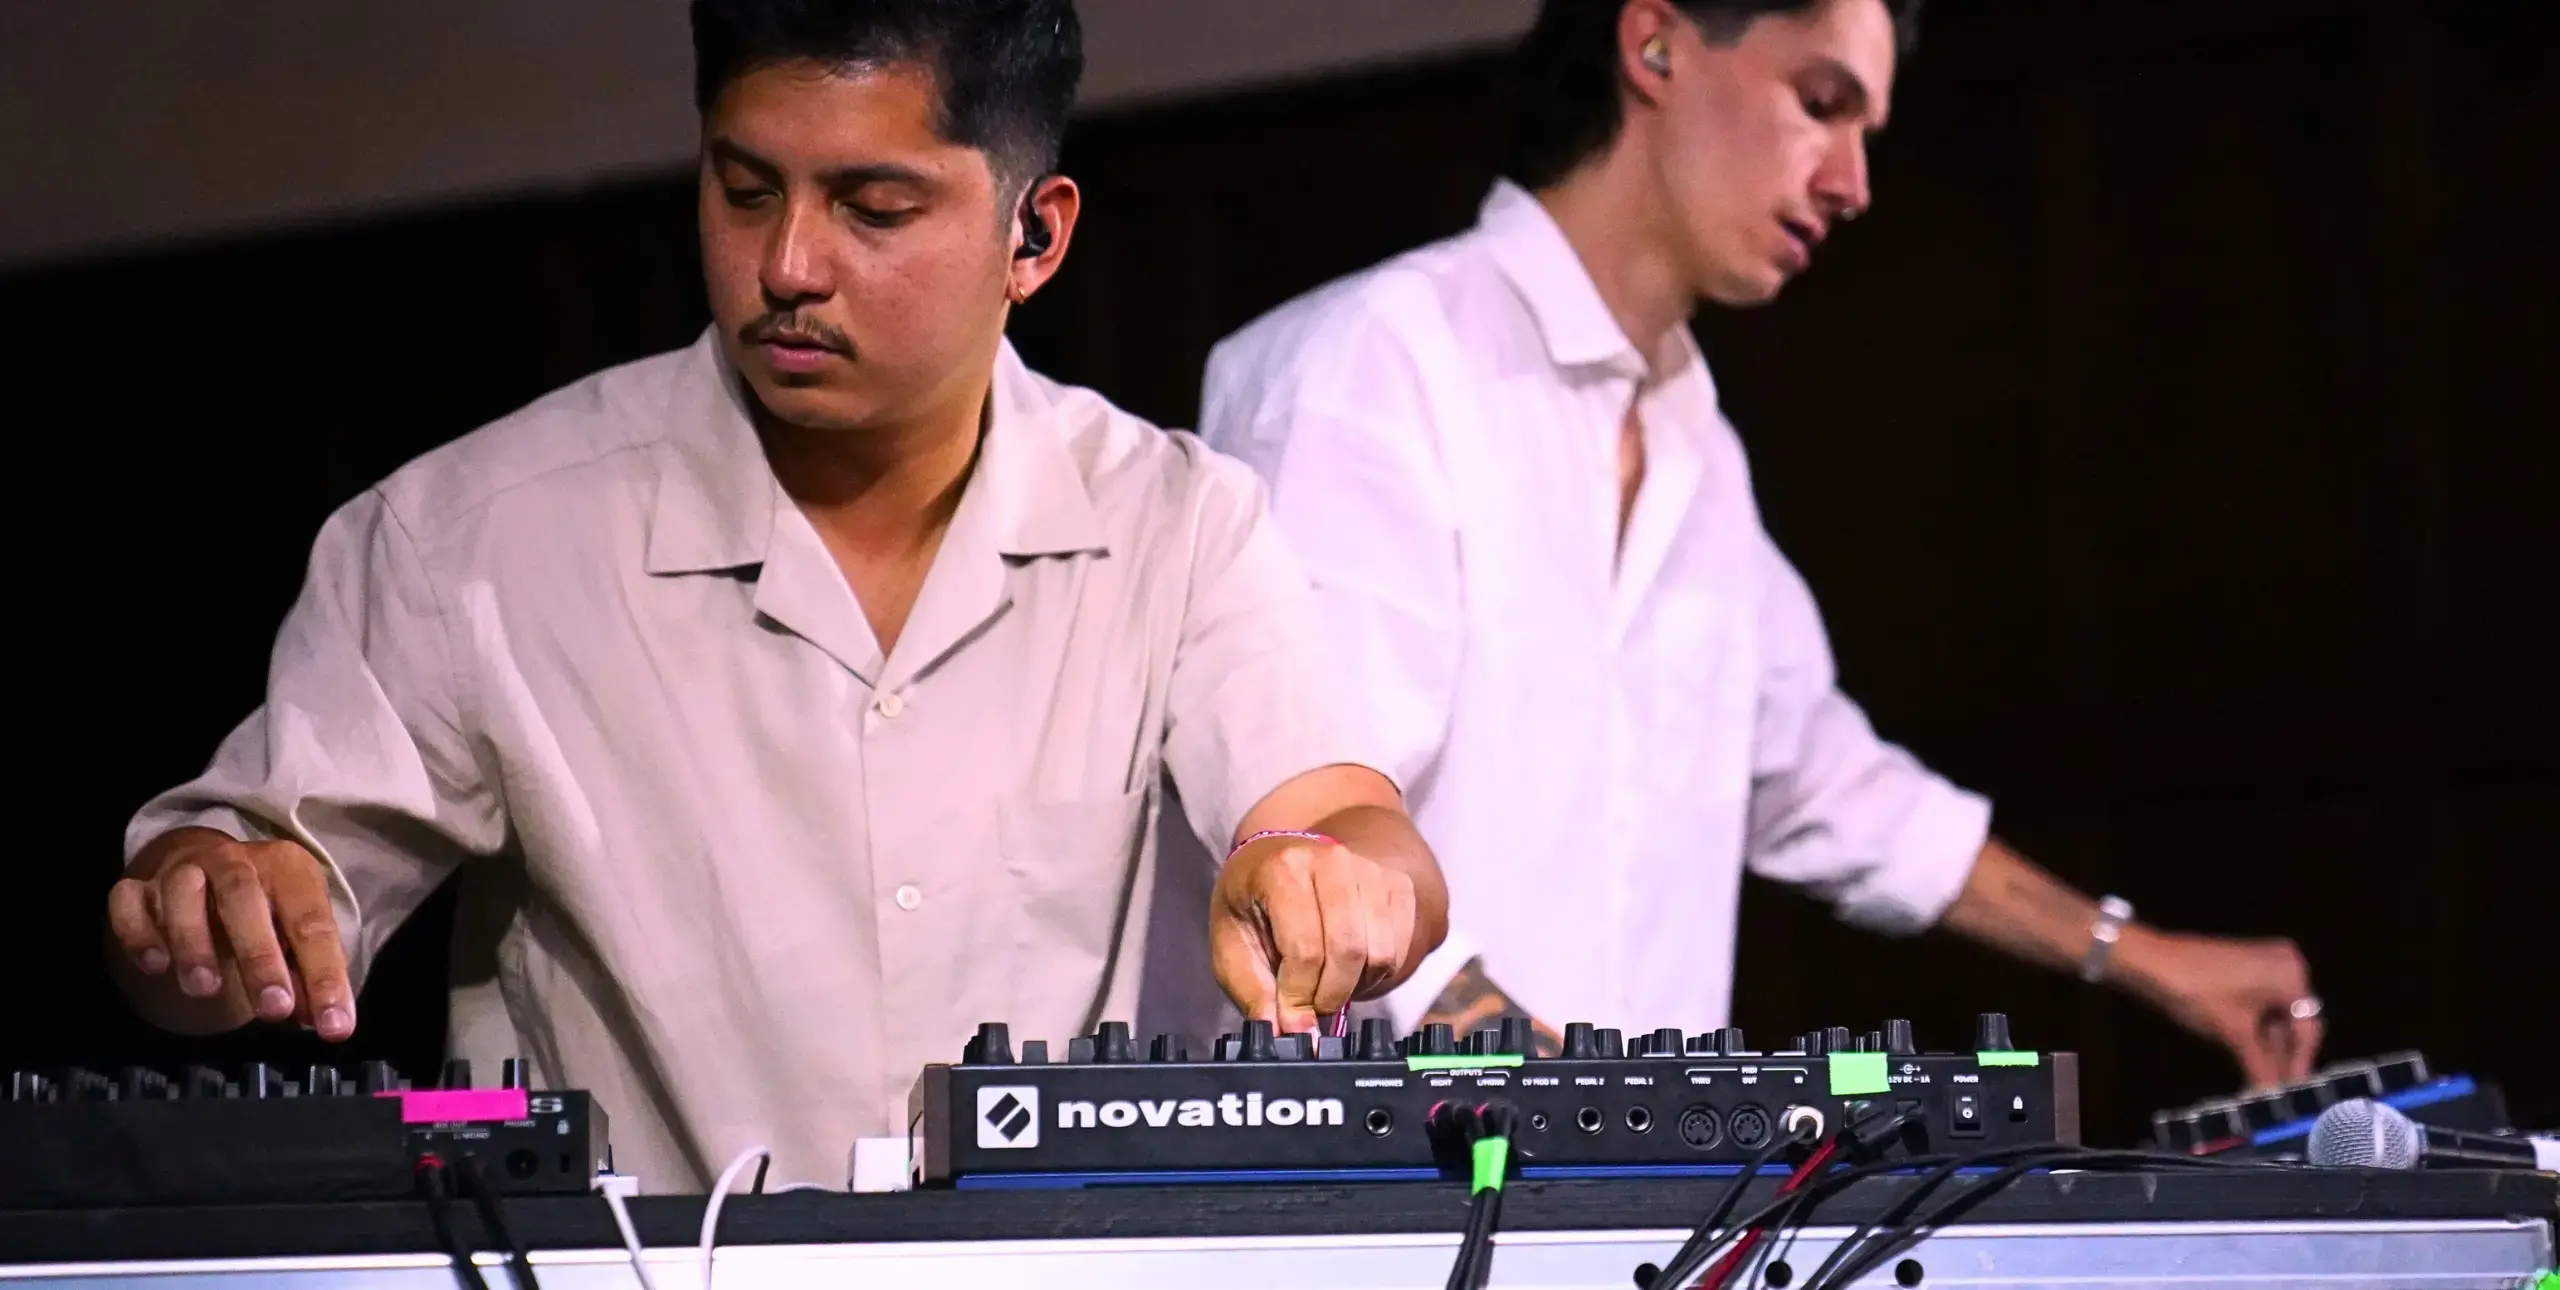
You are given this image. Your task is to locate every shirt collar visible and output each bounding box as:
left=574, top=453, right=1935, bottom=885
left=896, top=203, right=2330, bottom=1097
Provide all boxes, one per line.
left=644, top=330, right=1108, bottom=576
left=1477, top=178, right=1648, bottom=375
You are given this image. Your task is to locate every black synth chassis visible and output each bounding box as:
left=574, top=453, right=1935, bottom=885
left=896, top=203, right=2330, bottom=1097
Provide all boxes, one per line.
left=0, top=1058, right=607, bottom=1209
left=914, top=1014, right=2078, bottom=1187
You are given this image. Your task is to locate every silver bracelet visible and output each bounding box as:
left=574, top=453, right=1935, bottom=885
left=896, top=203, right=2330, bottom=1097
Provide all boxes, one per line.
left=2080, top=895, right=2134, bottom=983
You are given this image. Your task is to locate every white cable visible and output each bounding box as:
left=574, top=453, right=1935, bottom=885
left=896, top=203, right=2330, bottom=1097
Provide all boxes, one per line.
left=596, top=1178, right=664, bottom=1290
left=698, top=1145, right=772, bottom=1290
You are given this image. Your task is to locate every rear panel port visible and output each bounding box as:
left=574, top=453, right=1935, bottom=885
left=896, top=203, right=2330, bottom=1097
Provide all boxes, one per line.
left=1575, top=1106, right=1605, bottom=1134
left=1625, top=1106, right=1654, bottom=1134
left=1729, top=1103, right=1773, bottom=1149
left=1678, top=1105, right=1724, bottom=1151
left=1528, top=1111, right=1550, bottom=1132
left=1364, top=1107, right=1395, bottom=1137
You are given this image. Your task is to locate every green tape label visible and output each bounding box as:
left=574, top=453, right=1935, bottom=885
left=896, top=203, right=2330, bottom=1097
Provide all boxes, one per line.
left=1977, top=1050, right=2041, bottom=1068
left=1405, top=1054, right=1526, bottom=1072
left=1828, top=1051, right=1890, bottom=1096
left=2530, top=1272, right=2557, bottom=1290
left=1470, top=1137, right=1509, bottom=1193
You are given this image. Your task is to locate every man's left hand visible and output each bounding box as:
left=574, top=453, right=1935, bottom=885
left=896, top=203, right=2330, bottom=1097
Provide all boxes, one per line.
left=1210, top=833, right=1418, bottom=1035
left=2121, top=928, right=2323, bottom=1089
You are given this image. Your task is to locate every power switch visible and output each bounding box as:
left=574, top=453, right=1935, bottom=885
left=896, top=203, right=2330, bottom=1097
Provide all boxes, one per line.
left=1950, top=1093, right=1985, bottom=1137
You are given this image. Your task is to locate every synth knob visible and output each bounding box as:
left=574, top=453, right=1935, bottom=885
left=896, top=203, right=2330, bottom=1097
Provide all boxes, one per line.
left=10, top=1071, right=52, bottom=1103
left=1018, top=1040, right=1050, bottom=1065
left=1713, top=1026, right=1748, bottom=1056
left=1798, top=1030, right=1830, bottom=1056
left=1860, top=1031, right=1887, bottom=1054
left=1279, top=1031, right=1318, bottom=1061
left=1356, top=1018, right=1400, bottom=1062
left=1093, top=1021, right=1136, bottom=1064
left=1649, top=1028, right=1685, bottom=1057
left=1470, top=1028, right=1503, bottom=1057
left=965, top=1022, right=1016, bottom=1066
left=1593, top=1027, right=1625, bottom=1058
left=1416, top=1023, right=1457, bottom=1056
left=67, top=1068, right=115, bottom=1102
left=1824, top=1026, right=1854, bottom=1054
left=1974, top=1012, right=2014, bottom=1053
left=1561, top=1022, right=1599, bottom=1060
left=1883, top=1020, right=1917, bottom=1056
left=501, top=1058, right=530, bottom=1090
left=305, top=1065, right=344, bottom=1098
left=185, top=1065, right=231, bottom=1099
left=1685, top=1034, right=1714, bottom=1055
left=440, top=1059, right=473, bottom=1090
left=123, top=1067, right=173, bottom=1102
left=1497, top=1016, right=1537, bottom=1057
left=1239, top=1020, right=1279, bottom=1062
left=1149, top=1033, right=1190, bottom=1063
left=1065, top=1037, right=1097, bottom=1064
left=357, top=1061, right=399, bottom=1095
left=241, top=1064, right=287, bottom=1099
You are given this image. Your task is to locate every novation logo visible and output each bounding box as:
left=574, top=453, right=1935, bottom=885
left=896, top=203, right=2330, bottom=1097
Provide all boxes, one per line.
left=1055, top=1093, right=1345, bottom=1130
left=977, top=1086, right=1041, bottom=1149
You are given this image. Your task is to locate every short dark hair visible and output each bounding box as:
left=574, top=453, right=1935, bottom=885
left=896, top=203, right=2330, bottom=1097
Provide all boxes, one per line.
left=690, top=0, right=1083, bottom=191
left=1505, top=0, right=1923, bottom=191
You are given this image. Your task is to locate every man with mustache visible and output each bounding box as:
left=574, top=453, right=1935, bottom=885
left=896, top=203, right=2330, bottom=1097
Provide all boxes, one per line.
left=106, top=0, right=1446, bottom=1191
left=1200, top=0, right=2324, bottom=1085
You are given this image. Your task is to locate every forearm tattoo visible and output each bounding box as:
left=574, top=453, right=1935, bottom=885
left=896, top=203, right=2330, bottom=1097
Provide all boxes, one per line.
left=1418, top=956, right=1562, bottom=1057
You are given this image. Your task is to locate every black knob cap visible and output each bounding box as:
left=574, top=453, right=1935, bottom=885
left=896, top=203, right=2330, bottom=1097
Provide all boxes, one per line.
left=67, top=1068, right=115, bottom=1101
left=1065, top=1036, right=1097, bottom=1064
left=1280, top=1031, right=1318, bottom=1061
left=1860, top=1031, right=1886, bottom=1054
left=1685, top=1034, right=1714, bottom=1054
left=1094, top=1021, right=1136, bottom=1064
left=1561, top=1022, right=1599, bottom=1059
left=1356, top=1018, right=1400, bottom=1061
left=1240, top=1019, right=1279, bottom=1062
left=1824, top=1026, right=1854, bottom=1054
left=241, top=1064, right=287, bottom=1098
left=1018, top=1039, right=1050, bottom=1065
left=1497, top=1016, right=1537, bottom=1056
left=501, top=1058, right=530, bottom=1090
left=356, top=1061, right=398, bottom=1094
left=123, top=1067, right=173, bottom=1101
left=1650, top=1028, right=1685, bottom=1057
left=10, top=1072, right=52, bottom=1102
left=185, top=1064, right=232, bottom=1098
left=440, top=1059, right=473, bottom=1090
left=305, top=1065, right=343, bottom=1098
left=1797, top=1030, right=1828, bottom=1056
left=966, top=1022, right=1015, bottom=1065
left=1593, top=1027, right=1625, bottom=1058
left=1714, top=1026, right=1748, bottom=1056
left=1416, top=1023, right=1457, bottom=1056
left=1149, top=1033, right=1189, bottom=1063
left=1883, top=1020, right=1917, bottom=1056
left=1465, top=1027, right=1498, bottom=1056
left=1975, top=1012, right=2014, bottom=1053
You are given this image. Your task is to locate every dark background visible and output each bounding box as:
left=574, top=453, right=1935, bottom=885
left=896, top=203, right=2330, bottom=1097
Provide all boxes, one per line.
left=6, top=0, right=2553, bottom=1148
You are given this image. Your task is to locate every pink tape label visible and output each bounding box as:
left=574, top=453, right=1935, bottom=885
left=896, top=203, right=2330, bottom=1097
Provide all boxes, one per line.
left=383, top=1088, right=531, bottom=1124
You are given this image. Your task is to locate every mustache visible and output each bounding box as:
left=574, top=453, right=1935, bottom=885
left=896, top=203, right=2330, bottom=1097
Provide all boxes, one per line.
left=740, top=312, right=852, bottom=354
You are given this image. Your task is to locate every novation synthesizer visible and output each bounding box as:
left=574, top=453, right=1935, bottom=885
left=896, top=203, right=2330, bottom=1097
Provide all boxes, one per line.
left=0, top=1057, right=609, bottom=1208
left=912, top=1012, right=2078, bottom=1187
left=2150, top=1050, right=2514, bottom=1159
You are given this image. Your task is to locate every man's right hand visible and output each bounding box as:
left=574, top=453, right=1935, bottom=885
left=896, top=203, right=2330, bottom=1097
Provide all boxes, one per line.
left=106, top=828, right=356, bottom=1041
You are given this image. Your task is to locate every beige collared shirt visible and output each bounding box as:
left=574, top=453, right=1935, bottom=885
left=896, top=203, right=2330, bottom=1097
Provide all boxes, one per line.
left=128, top=331, right=1371, bottom=1191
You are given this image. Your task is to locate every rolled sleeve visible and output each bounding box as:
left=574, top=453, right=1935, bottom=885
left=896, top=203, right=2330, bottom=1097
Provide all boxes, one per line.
left=1159, top=448, right=1390, bottom=855
left=123, top=489, right=503, bottom=992
left=1742, top=534, right=1991, bottom=933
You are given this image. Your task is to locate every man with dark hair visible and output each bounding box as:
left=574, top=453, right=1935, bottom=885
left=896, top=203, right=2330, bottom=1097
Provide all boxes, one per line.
left=1201, top=0, right=2325, bottom=1084
left=105, top=0, right=1447, bottom=1191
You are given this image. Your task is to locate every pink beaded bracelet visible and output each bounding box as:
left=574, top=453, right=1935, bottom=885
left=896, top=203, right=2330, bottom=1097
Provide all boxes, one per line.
left=1224, top=830, right=1337, bottom=862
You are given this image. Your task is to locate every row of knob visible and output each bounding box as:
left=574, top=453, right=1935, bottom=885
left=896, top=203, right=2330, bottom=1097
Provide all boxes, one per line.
left=963, top=1014, right=2021, bottom=1065
left=7, top=1058, right=533, bottom=1104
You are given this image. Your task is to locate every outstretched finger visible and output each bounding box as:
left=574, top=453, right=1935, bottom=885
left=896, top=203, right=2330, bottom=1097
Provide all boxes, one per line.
left=266, top=854, right=357, bottom=1041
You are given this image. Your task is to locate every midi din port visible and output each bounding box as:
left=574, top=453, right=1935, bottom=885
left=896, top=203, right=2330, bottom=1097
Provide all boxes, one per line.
left=1728, top=1102, right=1773, bottom=1150
left=1575, top=1106, right=1606, bottom=1135
left=1677, top=1105, right=1724, bottom=1150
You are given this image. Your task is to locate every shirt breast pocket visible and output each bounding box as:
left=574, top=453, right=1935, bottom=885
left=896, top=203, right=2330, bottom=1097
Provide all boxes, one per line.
left=995, top=786, right=1151, bottom=991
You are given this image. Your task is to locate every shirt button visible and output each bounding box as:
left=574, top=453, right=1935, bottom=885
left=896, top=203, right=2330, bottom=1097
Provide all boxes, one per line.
left=874, top=691, right=907, bottom=719
left=894, top=884, right=924, bottom=912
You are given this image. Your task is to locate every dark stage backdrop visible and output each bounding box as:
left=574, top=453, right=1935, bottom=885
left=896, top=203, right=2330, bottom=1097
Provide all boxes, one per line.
left=7, top=0, right=2552, bottom=1146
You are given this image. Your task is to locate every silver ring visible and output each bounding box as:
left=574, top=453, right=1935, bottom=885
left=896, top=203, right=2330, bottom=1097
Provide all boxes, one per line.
left=2288, top=995, right=2324, bottom=1021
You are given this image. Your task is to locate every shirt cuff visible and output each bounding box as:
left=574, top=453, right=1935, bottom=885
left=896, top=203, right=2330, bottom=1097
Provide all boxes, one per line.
left=1833, top=780, right=1994, bottom=935
left=1379, top=925, right=1480, bottom=1034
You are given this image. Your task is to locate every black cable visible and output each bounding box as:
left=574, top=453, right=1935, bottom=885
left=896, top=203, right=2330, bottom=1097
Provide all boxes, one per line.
left=1442, top=1102, right=1518, bottom=1290
left=1646, top=1118, right=1818, bottom=1289
left=415, top=1157, right=495, bottom=1290
left=451, top=1153, right=543, bottom=1290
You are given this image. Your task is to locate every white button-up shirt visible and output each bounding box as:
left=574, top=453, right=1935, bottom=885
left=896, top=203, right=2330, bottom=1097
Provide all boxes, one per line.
left=1200, top=181, right=1991, bottom=1036
left=129, top=332, right=1373, bottom=1190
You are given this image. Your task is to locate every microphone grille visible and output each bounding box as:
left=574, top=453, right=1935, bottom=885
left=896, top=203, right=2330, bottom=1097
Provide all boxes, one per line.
left=2307, top=1098, right=2422, bottom=1170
